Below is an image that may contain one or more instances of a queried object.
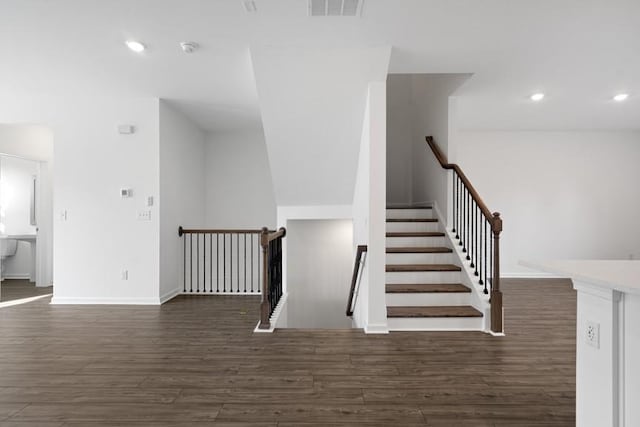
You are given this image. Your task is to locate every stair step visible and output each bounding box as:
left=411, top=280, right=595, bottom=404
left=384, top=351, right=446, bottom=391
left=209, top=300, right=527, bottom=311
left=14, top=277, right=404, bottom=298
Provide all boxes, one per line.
left=387, top=306, right=483, bottom=318
left=386, top=206, right=432, bottom=209
left=386, top=247, right=452, bottom=254
left=386, top=283, right=471, bottom=293
left=386, top=264, right=461, bottom=272
left=386, top=218, right=438, bottom=223
left=386, top=232, right=445, bottom=237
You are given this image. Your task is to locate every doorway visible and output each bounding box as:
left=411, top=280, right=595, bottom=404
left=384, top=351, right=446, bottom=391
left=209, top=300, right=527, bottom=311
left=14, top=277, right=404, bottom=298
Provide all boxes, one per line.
left=0, top=124, right=53, bottom=303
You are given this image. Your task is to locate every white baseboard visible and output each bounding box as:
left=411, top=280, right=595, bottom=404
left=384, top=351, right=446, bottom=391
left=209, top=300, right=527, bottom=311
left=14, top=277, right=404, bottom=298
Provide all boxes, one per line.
left=2, top=274, right=31, bottom=280
left=253, top=321, right=274, bottom=333
left=253, top=293, right=288, bottom=333
left=364, top=323, right=389, bottom=334
left=160, top=288, right=181, bottom=304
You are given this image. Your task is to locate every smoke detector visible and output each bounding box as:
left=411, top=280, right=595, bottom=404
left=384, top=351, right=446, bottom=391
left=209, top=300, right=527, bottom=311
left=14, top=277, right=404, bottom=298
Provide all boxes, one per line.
left=180, top=42, right=199, bottom=54
left=242, top=0, right=257, bottom=13
left=309, top=0, right=363, bottom=17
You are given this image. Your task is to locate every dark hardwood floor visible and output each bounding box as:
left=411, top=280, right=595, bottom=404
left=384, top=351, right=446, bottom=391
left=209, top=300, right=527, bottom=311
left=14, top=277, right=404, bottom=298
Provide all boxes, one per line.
left=0, top=279, right=53, bottom=302
left=0, top=278, right=575, bottom=426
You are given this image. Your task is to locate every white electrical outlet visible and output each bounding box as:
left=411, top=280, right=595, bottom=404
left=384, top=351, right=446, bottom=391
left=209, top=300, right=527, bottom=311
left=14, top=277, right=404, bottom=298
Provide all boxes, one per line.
left=121, top=270, right=128, bottom=280
left=586, top=321, right=600, bottom=349
left=137, top=210, right=151, bottom=221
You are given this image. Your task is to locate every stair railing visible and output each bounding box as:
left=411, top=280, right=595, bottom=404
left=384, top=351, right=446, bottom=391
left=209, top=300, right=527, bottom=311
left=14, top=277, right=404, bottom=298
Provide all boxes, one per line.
left=178, top=227, right=266, bottom=294
left=425, top=136, right=503, bottom=333
left=258, top=227, right=286, bottom=329
left=346, top=245, right=368, bottom=317
left=178, top=226, right=287, bottom=330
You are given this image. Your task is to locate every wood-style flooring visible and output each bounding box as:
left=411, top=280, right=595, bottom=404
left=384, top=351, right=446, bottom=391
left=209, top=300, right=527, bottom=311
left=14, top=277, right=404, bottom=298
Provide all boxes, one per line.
left=0, top=279, right=53, bottom=302
left=0, top=278, right=576, bottom=426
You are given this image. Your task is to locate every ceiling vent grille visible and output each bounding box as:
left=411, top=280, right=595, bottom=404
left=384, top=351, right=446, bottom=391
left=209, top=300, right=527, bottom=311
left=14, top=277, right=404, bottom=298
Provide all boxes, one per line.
left=309, top=0, right=363, bottom=17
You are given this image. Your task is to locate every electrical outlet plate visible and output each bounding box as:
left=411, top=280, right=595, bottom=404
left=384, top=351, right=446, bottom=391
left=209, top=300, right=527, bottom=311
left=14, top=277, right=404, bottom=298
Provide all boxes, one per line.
left=137, top=210, right=151, bottom=221
left=586, top=321, right=600, bottom=349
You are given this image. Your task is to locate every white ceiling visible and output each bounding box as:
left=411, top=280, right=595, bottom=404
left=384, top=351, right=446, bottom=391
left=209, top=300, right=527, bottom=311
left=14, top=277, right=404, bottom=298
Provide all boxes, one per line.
left=1, top=0, right=639, bottom=131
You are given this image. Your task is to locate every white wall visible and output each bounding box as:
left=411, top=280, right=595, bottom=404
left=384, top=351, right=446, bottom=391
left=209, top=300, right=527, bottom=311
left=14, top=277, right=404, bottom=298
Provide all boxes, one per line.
left=251, top=46, right=391, bottom=206
left=351, top=82, right=388, bottom=333
left=0, top=124, right=54, bottom=286
left=159, top=101, right=206, bottom=301
left=410, top=75, right=470, bottom=216
left=0, top=125, right=54, bottom=161
left=385, top=74, right=470, bottom=214
left=1, top=156, right=38, bottom=279
left=386, top=75, right=413, bottom=205
left=0, top=96, right=162, bottom=304
left=205, top=130, right=276, bottom=229
left=286, top=219, right=353, bottom=329
left=455, top=131, right=640, bottom=275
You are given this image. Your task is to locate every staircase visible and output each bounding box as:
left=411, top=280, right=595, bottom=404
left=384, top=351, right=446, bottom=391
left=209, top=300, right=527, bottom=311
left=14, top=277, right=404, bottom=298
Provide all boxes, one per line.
left=385, top=206, right=484, bottom=331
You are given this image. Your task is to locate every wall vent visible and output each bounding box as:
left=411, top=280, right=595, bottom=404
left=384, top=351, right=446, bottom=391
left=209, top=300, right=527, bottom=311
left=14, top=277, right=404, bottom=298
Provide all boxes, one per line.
left=309, top=0, right=363, bottom=17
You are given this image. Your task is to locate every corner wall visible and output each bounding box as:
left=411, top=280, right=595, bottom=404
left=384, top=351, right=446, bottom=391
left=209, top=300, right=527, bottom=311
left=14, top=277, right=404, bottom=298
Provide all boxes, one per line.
left=159, top=100, right=206, bottom=301
left=1, top=96, right=162, bottom=304
left=386, top=74, right=470, bottom=216
left=205, top=130, right=276, bottom=229
left=352, top=82, right=388, bottom=333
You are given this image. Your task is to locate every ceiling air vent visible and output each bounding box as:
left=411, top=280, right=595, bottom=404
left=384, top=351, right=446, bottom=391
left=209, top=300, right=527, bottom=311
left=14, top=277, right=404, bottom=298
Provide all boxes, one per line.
left=309, top=0, right=363, bottom=17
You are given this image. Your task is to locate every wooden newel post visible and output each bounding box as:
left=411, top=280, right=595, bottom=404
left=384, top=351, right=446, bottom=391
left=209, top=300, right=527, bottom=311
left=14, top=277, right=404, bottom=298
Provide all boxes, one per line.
left=491, top=212, right=503, bottom=334
left=259, top=227, right=270, bottom=329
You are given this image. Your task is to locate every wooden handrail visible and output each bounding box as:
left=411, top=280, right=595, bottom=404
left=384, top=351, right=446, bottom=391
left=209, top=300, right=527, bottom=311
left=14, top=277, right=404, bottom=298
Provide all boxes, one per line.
left=265, top=227, right=286, bottom=243
left=178, top=227, right=271, bottom=236
left=346, top=245, right=367, bottom=317
left=425, top=136, right=503, bottom=334
left=426, top=136, right=502, bottom=232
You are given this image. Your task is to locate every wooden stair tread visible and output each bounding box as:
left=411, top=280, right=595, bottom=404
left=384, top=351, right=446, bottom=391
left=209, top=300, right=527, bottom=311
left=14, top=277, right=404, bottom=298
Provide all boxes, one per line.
left=386, top=218, right=438, bottom=223
left=387, top=306, right=483, bottom=318
left=386, top=206, right=432, bottom=209
left=386, top=232, right=445, bottom=237
left=386, top=264, right=461, bottom=272
left=386, top=283, right=471, bottom=293
left=386, top=247, right=452, bottom=254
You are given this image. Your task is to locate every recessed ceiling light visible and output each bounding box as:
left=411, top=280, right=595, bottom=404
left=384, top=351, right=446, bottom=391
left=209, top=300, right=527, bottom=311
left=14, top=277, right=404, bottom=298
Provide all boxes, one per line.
left=613, top=93, right=629, bottom=102
left=125, top=40, right=146, bottom=53
left=180, top=42, right=199, bottom=54
left=530, top=93, right=545, bottom=102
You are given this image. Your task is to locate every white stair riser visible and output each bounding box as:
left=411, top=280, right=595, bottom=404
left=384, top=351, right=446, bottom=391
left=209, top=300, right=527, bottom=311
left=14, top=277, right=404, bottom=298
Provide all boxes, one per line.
left=386, top=271, right=461, bottom=284
left=386, top=236, right=445, bottom=247
left=386, top=292, right=471, bottom=306
left=386, top=222, right=440, bottom=233
left=386, top=209, right=433, bottom=219
left=387, top=316, right=484, bottom=331
left=386, top=252, right=454, bottom=264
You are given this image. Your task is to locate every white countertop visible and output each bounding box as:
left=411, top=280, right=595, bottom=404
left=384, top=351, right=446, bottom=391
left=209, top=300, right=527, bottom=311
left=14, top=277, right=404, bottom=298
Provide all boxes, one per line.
left=0, top=234, right=37, bottom=241
left=521, top=259, right=640, bottom=295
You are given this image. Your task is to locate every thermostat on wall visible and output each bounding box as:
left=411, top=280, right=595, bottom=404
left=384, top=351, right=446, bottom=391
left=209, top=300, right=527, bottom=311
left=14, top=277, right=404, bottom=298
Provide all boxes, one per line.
left=120, top=188, right=133, bottom=198
left=118, top=125, right=135, bottom=134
